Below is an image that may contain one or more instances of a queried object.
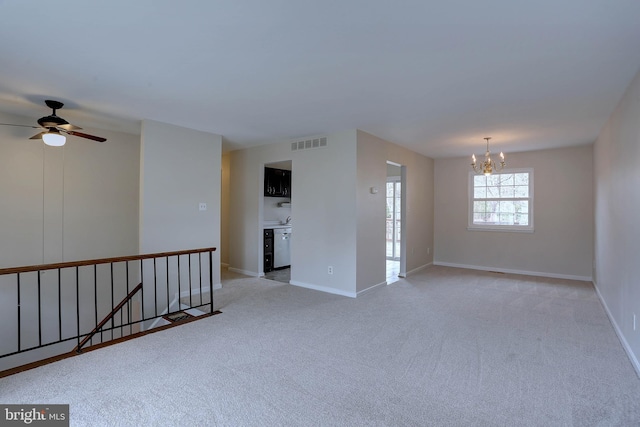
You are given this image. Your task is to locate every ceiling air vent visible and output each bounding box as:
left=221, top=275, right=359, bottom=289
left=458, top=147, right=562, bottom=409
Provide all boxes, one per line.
left=291, top=136, right=328, bottom=151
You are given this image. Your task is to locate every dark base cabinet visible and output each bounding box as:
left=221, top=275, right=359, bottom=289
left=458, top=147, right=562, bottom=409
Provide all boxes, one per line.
left=264, top=229, right=274, bottom=272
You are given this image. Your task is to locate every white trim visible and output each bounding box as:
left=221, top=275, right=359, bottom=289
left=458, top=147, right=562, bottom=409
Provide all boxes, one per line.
left=402, top=262, right=432, bottom=278
left=593, top=282, right=640, bottom=379
left=468, top=168, right=534, bottom=232
left=177, top=285, right=220, bottom=299
left=220, top=262, right=229, bottom=269
left=289, top=280, right=356, bottom=298
left=357, top=281, right=387, bottom=296
left=433, top=261, right=591, bottom=282
left=467, top=226, right=534, bottom=233
left=228, top=267, right=260, bottom=277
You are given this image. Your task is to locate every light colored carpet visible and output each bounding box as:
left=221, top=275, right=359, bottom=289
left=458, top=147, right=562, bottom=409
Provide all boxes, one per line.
left=263, top=267, right=291, bottom=284
left=1, top=266, right=639, bottom=426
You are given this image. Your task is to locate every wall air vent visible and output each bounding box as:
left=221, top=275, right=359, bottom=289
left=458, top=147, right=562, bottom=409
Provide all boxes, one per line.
left=291, top=136, right=328, bottom=151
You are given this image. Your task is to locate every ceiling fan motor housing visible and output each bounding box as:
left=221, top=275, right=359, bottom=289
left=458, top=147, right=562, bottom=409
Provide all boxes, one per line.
left=38, top=100, right=69, bottom=128
left=37, top=115, right=68, bottom=128
left=44, top=100, right=64, bottom=110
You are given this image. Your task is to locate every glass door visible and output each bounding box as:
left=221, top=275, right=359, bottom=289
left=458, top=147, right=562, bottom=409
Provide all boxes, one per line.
left=386, top=179, right=401, bottom=260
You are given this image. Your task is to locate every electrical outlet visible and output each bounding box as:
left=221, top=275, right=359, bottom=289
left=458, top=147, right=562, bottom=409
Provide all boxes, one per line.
left=328, top=266, right=333, bottom=275
left=199, top=202, right=207, bottom=211
left=427, top=247, right=431, bottom=255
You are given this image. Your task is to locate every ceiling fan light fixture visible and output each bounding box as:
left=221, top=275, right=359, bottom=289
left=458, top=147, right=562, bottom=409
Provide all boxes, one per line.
left=42, top=129, right=66, bottom=147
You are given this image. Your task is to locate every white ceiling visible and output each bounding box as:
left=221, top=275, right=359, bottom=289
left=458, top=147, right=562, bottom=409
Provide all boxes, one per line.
left=1, top=1, right=639, bottom=158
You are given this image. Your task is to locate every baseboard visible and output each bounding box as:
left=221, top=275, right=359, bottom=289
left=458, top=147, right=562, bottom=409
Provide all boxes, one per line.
left=289, top=280, right=357, bottom=298
left=228, top=267, right=260, bottom=277
left=433, top=261, right=592, bottom=282
left=177, top=284, right=220, bottom=299
left=593, top=281, right=640, bottom=379
left=220, top=262, right=229, bottom=269
left=357, top=281, right=387, bottom=297
left=402, top=262, right=432, bottom=278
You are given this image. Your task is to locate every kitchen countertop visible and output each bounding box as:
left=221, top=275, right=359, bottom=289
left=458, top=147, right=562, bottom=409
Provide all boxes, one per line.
left=263, top=221, right=292, bottom=229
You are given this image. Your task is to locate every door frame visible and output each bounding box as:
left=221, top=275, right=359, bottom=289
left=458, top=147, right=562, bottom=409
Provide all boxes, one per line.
left=386, top=161, right=407, bottom=278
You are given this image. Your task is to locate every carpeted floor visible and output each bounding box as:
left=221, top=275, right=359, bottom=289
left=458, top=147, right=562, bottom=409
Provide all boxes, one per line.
left=264, top=266, right=291, bottom=284
left=1, top=266, right=639, bottom=426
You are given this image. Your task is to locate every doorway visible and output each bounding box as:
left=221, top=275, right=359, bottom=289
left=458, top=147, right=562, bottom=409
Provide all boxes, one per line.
left=386, top=162, right=404, bottom=283
left=262, top=160, right=292, bottom=284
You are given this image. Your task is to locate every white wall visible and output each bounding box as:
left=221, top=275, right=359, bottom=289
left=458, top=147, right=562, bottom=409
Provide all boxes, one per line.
left=434, top=145, right=593, bottom=280
left=593, top=69, right=640, bottom=374
left=139, top=119, right=222, bottom=286
left=263, top=197, right=291, bottom=223
left=356, top=130, right=434, bottom=293
left=292, top=131, right=357, bottom=296
left=227, top=130, right=358, bottom=296
left=0, top=111, right=140, bottom=267
left=226, top=129, right=434, bottom=297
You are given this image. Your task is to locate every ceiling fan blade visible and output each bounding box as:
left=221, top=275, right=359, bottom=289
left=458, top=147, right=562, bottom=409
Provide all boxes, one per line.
left=29, top=132, right=46, bottom=140
left=58, top=123, right=82, bottom=131
left=0, top=123, right=40, bottom=129
left=66, top=130, right=107, bottom=142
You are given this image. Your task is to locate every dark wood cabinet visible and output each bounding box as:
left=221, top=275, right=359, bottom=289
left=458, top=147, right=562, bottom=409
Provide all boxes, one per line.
left=264, top=167, right=291, bottom=198
left=264, top=229, right=274, bottom=272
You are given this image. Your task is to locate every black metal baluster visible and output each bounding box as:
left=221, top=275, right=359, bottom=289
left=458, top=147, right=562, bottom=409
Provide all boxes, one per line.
left=166, top=256, right=170, bottom=315
left=76, top=267, right=80, bottom=350
left=140, top=259, right=145, bottom=322
left=209, top=250, right=214, bottom=313
left=178, top=255, right=182, bottom=311
left=58, top=269, right=62, bottom=341
left=94, top=265, right=98, bottom=345
left=199, top=253, right=203, bottom=306
left=188, top=254, right=193, bottom=308
left=17, top=274, right=21, bottom=352
left=37, top=270, right=42, bottom=346
left=153, top=258, right=157, bottom=318
left=126, top=261, right=130, bottom=336
left=110, top=263, right=114, bottom=340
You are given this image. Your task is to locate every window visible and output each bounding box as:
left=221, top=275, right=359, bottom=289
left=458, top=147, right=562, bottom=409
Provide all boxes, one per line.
left=386, top=178, right=401, bottom=260
left=468, top=169, right=533, bottom=232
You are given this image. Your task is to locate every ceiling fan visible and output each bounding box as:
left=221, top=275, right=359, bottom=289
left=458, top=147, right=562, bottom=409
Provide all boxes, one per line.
left=0, top=99, right=107, bottom=146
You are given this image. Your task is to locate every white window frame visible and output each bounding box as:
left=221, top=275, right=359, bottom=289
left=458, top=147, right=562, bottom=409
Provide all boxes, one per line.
left=468, top=168, right=534, bottom=233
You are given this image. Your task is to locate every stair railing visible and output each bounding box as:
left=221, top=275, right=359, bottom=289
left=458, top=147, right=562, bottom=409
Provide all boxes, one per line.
left=74, top=282, right=143, bottom=353
left=0, top=247, right=216, bottom=373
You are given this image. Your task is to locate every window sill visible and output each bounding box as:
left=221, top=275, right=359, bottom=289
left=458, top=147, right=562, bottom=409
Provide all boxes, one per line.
left=467, top=226, right=534, bottom=233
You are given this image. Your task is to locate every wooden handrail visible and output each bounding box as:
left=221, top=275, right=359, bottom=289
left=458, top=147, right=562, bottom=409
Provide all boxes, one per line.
left=0, top=247, right=217, bottom=276
left=75, top=282, right=143, bottom=353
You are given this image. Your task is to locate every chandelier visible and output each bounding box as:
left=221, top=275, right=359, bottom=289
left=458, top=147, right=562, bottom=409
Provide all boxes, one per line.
left=471, top=137, right=505, bottom=175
